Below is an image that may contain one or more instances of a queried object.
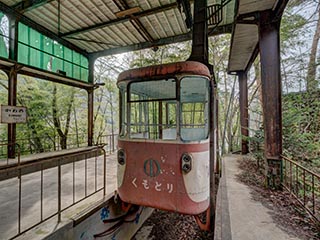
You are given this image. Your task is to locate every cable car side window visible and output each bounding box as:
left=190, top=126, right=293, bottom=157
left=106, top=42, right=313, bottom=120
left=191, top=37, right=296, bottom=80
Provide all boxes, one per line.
left=128, top=79, right=177, bottom=140
left=119, top=82, right=127, bottom=137
left=180, top=77, right=209, bottom=141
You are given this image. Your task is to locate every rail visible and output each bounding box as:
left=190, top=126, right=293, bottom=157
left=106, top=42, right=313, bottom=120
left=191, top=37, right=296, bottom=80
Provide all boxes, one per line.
left=96, top=134, right=118, bottom=154
left=0, top=145, right=107, bottom=240
left=282, top=155, right=320, bottom=223
left=0, top=133, right=118, bottom=158
left=0, top=142, right=21, bottom=167
left=0, top=134, right=88, bottom=158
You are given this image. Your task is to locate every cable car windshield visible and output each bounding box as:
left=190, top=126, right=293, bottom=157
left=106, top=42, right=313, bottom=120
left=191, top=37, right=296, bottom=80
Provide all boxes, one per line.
left=128, top=78, right=177, bottom=140
left=119, top=76, right=209, bottom=141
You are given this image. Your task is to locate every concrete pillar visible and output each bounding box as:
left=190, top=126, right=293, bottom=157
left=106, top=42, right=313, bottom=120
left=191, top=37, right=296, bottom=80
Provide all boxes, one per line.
left=259, top=11, right=282, bottom=188
left=238, top=71, right=249, bottom=155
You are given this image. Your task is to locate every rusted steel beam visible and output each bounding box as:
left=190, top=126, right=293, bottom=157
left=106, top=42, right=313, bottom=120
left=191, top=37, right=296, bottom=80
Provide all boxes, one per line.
left=259, top=10, right=282, bottom=188
left=87, top=57, right=95, bottom=147
left=88, top=89, right=94, bottom=147
left=90, top=24, right=233, bottom=58
left=188, top=0, right=211, bottom=71
left=238, top=71, right=249, bottom=155
left=209, top=79, right=216, bottom=228
left=215, top=90, right=220, bottom=175
left=12, top=0, right=55, bottom=13
left=7, top=16, right=18, bottom=158
left=7, top=66, right=17, bottom=159
left=61, top=2, right=178, bottom=38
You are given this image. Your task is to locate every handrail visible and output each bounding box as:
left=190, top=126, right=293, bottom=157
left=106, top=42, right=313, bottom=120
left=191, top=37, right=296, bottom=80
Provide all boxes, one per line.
left=0, top=142, right=21, bottom=166
left=282, top=155, right=320, bottom=178
left=0, top=133, right=118, bottom=157
left=281, top=154, right=320, bottom=224
left=0, top=146, right=108, bottom=240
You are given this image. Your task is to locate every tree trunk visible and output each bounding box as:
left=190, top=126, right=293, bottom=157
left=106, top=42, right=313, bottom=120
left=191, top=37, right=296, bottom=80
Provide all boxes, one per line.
left=60, top=135, right=67, bottom=150
left=52, top=85, right=75, bottom=149
left=306, top=3, right=320, bottom=91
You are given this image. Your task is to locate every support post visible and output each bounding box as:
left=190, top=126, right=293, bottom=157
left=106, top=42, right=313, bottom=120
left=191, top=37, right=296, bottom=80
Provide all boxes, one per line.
left=187, top=0, right=213, bottom=73
left=238, top=71, right=249, bottom=155
left=87, top=56, right=95, bottom=146
left=7, top=15, right=18, bottom=158
left=7, top=67, right=17, bottom=158
left=209, top=79, right=216, bottom=231
left=88, top=88, right=94, bottom=146
left=259, top=11, right=282, bottom=188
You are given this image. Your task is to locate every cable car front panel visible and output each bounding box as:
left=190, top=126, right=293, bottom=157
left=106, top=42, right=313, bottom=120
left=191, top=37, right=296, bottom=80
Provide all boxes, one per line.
left=117, top=61, right=211, bottom=215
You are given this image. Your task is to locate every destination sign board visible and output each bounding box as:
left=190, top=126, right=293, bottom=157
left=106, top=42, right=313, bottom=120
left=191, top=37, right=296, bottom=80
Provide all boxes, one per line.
left=0, top=105, right=27, bottom=123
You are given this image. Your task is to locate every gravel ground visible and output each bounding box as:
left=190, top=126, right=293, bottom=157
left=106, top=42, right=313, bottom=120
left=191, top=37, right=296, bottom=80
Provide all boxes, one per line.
left=133, top=209, right=214, bottom=240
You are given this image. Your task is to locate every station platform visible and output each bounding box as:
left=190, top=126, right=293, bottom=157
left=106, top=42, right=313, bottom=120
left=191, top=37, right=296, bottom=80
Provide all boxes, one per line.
left=214, top=154, right=300, bottom=240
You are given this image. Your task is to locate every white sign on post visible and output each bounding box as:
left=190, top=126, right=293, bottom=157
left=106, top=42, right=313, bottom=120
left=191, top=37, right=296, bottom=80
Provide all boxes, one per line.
left=0, top=105, right=27, bottom=123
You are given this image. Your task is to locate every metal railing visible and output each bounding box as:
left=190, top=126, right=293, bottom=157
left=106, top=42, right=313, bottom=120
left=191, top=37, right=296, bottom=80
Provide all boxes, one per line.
left=0, top=134, right=88, bottom=158
left=0, top=145, right=107, bottom=240
left=282, top=155, right=320, bottom=223
left=0, top=132, right=120, bottom=158
left=0, top=142, right=21, bottom=168
left=96, top=134, right=118, bottom=154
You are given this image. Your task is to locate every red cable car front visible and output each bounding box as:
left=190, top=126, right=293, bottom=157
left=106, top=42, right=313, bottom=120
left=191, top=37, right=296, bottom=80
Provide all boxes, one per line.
left=117, top=61, right=212, bottom=215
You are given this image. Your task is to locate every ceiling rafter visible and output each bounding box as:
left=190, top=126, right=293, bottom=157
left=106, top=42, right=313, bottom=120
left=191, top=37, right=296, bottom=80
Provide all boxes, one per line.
left=177, top=0, right=192, bottom=28
left=13, top=0, right=54, bottom=12
left=90, top=24, right=233, bottom=59
left=113, top=0, right=154, bottom=43
left=60, top=2, right=178, bottom=37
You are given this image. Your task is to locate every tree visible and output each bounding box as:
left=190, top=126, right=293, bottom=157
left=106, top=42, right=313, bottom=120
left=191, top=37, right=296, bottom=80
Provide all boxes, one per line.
left=129, top=43, right=191, bottom=68
left=93, top=57, right=121, bottom=144
left=52, top=84, right=75, bottom=149
left=306, top=2, right=320, bottom=91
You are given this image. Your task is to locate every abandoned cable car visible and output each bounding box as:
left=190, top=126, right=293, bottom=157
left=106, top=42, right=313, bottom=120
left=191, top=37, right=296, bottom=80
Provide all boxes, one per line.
left=117, top=61, right=212, bottom=216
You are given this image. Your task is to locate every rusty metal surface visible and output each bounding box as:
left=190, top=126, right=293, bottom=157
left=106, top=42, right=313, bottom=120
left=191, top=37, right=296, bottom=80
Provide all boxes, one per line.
left=259, top=11, right=282, bottom=188
left=118, top=139, right=210, bottom=215
left=0, top=146, right=104, bottom=181
left=282, top=155, right=320, bottom=224
left=117, top=61, right=211, bottom=83
left=238, top=71, right=249, bottom=154
left=0, top=146, right=107, bottom=240
left=259, top=11, right=282, bottom=161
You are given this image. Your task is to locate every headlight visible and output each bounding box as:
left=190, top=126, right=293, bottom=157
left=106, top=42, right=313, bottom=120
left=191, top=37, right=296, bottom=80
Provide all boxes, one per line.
left=181, top=153, right=192, bottom=173
left=118, top=149, right=126, bottom=165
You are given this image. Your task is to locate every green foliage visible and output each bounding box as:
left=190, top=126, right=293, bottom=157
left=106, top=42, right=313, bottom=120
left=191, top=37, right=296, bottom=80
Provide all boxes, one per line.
left=129, top=43, right=191, bottom=68
left=93, top=58, right=119, bottom=144
left=282, top=92, right=320, bottom=169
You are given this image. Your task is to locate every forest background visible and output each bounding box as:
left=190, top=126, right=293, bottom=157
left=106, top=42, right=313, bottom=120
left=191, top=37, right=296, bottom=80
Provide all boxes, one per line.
left=0, top=0, right=319, bottom=173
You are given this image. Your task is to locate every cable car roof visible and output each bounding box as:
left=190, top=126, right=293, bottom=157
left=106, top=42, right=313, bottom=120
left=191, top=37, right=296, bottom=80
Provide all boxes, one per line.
left=0, top=0, right=287, bottom=74
left=117, top=61, right=211, bottom=83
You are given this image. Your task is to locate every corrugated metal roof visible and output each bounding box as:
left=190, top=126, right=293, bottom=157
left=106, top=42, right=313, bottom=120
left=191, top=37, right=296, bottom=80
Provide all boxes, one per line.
left=0, top=0, right=235, bottom=58
left=0, top=0, right=288, bottom=72
left=228, top=0, right=286, bottom=73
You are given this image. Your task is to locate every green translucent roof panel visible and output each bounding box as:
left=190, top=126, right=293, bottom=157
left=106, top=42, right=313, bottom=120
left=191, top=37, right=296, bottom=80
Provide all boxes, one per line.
left=17, top=23, right=89, bottom=82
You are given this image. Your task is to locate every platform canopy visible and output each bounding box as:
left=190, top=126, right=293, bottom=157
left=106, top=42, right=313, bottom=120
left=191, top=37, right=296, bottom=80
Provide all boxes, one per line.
left=0, top=0, right=287, bottom=77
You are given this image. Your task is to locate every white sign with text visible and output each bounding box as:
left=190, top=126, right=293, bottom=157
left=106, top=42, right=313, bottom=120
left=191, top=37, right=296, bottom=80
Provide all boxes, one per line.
left=0, top=105, right=27, bottom=123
